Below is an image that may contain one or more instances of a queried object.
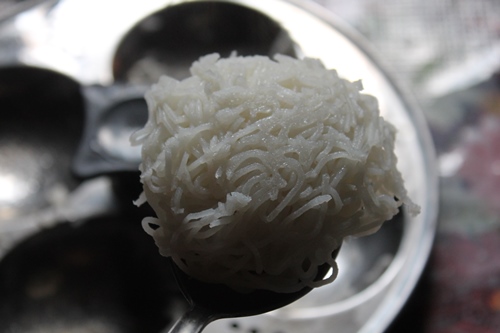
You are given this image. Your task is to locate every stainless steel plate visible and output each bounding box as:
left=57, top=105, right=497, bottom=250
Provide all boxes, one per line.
left=0, top=1, right=438, bottom=332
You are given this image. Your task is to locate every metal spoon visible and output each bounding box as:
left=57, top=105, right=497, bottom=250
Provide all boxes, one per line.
left=166, top=247, right=340, bottom=333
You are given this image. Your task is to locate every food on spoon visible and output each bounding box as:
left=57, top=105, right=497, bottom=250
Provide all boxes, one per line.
left=131, top=53, right=419, bottom=293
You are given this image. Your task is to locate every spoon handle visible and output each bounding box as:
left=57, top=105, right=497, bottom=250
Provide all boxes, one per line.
left=167, top=305, right=217, bottom=333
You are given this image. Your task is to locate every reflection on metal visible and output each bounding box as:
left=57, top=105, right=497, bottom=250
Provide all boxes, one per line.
left=0, top=163, right=36, bottom=206
left=73, top=84, right=149, bottom=177
left=0, top=1, right=438, bottom=333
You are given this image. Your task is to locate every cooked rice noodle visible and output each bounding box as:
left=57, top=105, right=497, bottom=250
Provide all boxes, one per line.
left=131, top=53, right=419, bottom=293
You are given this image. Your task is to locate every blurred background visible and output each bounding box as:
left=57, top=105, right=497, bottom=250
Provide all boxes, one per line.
left=312, top=1, right=500, bottom=332
left=1, top=0, right=500, bottom=332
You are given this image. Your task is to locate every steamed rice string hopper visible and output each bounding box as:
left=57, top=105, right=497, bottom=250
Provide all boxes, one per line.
left=132, top=53, right=419, bottom=293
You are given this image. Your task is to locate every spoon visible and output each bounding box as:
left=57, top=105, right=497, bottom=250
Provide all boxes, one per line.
left=166, top=247, right=340, bottom=333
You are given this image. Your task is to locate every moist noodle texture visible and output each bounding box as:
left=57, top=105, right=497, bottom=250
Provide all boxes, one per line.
left=131, top=53, right=420, bottom=293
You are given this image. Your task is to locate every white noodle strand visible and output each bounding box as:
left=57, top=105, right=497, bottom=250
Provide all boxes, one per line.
left=131, top=53, right=420, bottom=292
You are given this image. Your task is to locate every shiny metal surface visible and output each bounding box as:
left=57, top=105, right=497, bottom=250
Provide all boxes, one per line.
left=0, top=212, right=187, bottom=333
left=167, top=248, right=340, bottom=333
left=0, top=1, right=438, bottom=332
left=73, top=84, right=149, bottom=177
left=0, top=66, right=84, bottom=224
